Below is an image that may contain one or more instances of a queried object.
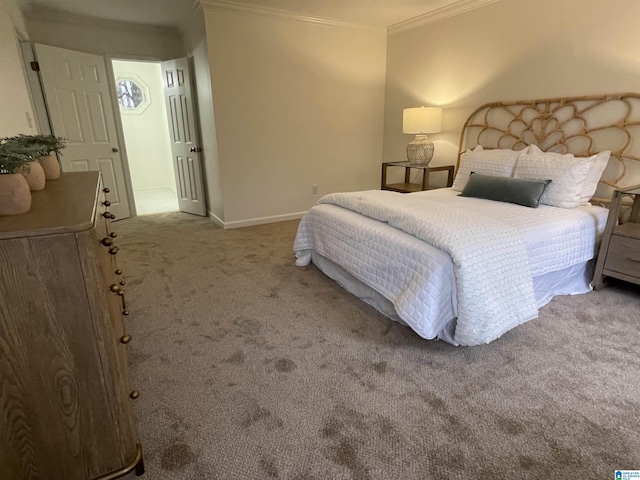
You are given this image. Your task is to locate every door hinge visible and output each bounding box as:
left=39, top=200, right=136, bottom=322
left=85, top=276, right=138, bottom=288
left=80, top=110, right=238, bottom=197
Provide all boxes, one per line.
left=30, top=61, right=40, bottom=71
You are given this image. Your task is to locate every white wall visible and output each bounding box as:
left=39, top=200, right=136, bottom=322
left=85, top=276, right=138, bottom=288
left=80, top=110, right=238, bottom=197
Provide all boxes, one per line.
left=383, top=0, right=640, bottom=176
left=112, top=60, right=174, bottom=193
left=25, top=13, right=182, bottom=60
left=181, top=8, right=224, bottom=222
left=0, top=0, right=36, bottom=136
left=203, top=9, right=387, bottom=225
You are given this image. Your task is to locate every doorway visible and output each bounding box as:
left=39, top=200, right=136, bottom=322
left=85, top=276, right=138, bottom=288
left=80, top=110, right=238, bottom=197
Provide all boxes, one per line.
left=112, top=59, right=178, bottom=215
left=32, top=43, right=207, bottom=218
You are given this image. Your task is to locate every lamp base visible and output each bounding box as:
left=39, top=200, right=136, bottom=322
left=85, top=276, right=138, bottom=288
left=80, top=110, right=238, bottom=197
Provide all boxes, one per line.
left=406, top=135, right=434, bottom=165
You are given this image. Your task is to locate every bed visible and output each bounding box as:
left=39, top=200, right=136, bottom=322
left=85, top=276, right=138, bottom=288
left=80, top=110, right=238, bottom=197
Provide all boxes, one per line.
left=293, top=93, right=640, bottom=346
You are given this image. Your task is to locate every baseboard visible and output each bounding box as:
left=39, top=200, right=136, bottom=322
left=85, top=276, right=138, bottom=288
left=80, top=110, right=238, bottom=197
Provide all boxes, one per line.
left=210, top=211, right=307, bottom=229
left=208, top=211, right=225, bottom=228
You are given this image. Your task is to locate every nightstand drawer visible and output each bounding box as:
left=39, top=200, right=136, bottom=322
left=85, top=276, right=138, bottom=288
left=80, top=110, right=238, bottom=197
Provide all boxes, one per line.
left=604, top=235, right=640, bottom=277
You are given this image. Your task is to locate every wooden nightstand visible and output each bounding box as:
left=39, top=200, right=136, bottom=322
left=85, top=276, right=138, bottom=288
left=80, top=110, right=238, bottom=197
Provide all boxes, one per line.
left=381, top=162, right=454, bottom=193
left=593, top=185, right=640, bottom=290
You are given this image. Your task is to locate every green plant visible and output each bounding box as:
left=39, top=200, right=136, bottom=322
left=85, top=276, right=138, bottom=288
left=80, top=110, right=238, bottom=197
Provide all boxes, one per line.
left=13, top=134, right=66, bottom=156
left=0, top=137, right=42, bottom=174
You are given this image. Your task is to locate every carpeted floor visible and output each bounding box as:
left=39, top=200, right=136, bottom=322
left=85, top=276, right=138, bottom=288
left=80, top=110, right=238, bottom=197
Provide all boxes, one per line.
left=116, top=212, right=640, bottom=480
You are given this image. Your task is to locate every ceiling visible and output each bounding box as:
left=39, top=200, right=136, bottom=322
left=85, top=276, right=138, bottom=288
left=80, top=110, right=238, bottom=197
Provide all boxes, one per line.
left=18, top=0, right=471, bottom=29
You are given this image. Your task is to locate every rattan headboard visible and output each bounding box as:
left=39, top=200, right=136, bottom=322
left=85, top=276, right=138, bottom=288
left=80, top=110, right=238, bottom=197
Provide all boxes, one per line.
left=458, top=93, right=640, bottom=204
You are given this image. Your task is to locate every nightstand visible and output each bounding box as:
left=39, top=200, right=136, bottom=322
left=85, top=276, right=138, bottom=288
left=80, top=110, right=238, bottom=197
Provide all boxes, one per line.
left=381, top=162, right=454, bottom=193
left=593, top=185, right=640, bottom=290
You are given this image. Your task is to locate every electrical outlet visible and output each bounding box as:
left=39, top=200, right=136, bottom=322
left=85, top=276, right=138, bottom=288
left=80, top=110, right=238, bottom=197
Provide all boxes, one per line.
left=312, top=184, right=318, bottom=195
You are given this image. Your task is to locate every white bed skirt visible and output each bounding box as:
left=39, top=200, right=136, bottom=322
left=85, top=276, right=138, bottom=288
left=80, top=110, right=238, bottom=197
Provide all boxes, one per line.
left=310, top=251, right=595, bottom=345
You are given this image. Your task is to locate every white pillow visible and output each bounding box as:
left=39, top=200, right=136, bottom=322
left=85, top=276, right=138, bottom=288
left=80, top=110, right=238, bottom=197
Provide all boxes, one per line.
left=451, top=146, right=529, bottom=192
left=514, top=147, right=593, bottom=208
left=515, top=146, right=610, bottom=204
left=579, top=150, right=610, bottom=203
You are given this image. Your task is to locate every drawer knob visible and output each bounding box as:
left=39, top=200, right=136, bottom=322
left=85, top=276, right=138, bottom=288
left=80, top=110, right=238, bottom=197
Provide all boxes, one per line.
left=103, top=200, right=111, bottom=207
left=103, top=187, right=110, bottom=193
left=109, top=232, right=118, bottom=238
left=115, top=269, right=123, bottom=275
left=109, top=284, right=121, bottom=293
left=109, top=246, right=119, bottom=255
left=119, top=280, right=126, bottom=286
left=122, top=310, right=129, bottom=316
left=129, top=390, right=139, bottom=400
left=101, top=237, right=113, bottom=247
left=120, top=335, right=132, bottom=344
left=102, top=212, right=115, bottom=220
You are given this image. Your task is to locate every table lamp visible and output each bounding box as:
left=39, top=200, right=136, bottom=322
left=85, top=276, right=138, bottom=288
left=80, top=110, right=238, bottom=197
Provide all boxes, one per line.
left=402, top=106, right=442, bottom=165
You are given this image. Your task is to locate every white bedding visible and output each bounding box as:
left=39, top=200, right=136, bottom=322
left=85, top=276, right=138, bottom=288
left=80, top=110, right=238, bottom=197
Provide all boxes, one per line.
left=293, top=188, right=609, bottom=345
left=316, top=190, right=539, bottom=346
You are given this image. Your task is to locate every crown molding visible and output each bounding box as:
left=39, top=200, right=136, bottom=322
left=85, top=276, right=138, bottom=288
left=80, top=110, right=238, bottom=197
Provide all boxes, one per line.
left=189, top=0, right=203, bottom=18
left=23, top=5, right=180, bottom=37
left=176, top=0, right=204, bottom=34
left=199, top=0, right=383, bottom=33
left=388, top=0, right=501, bottom=35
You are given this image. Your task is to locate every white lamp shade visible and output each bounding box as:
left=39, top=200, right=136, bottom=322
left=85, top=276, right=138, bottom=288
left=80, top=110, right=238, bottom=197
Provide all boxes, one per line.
left=402, top=107, right=443, bottom=134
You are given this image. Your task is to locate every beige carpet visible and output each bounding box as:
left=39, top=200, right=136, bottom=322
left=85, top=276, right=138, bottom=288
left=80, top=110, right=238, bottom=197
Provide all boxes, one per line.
left=116, top=212, right=640, bottom=480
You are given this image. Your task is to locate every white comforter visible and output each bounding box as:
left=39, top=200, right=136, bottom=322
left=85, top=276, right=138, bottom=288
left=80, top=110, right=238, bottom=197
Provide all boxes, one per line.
left=317, top=190, right=539, bottom=345
left=293, top=188, right=608, bottom=345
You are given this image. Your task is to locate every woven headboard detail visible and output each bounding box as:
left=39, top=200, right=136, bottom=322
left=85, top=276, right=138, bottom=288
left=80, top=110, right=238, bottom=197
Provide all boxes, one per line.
left=458, top=93, right=640, bottom=203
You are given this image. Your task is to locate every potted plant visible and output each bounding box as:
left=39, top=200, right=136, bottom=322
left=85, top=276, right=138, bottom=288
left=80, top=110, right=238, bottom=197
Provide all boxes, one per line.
left=15, top=134, right=66, bottom=180
left=4, top=135, right=47, bottom=191
left=0, top=137, right=38, bottom=216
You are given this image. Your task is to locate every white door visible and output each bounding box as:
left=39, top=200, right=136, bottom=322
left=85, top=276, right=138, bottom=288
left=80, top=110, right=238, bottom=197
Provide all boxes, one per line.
left=162, top=58, right=206, bottom=216
left=34, top=44, right=131, bottom=219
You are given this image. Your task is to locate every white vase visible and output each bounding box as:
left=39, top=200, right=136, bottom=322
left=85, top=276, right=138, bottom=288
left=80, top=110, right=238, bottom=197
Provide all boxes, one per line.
left=0, top=174, right=32, bottom=216
left=38, top=153, right=61, bottom=180
left=19, top=160, right=46, bottom=191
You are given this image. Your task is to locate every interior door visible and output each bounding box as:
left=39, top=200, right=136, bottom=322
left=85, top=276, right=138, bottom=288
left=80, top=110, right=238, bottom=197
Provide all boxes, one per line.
left=161, top=58, right=206, bottom=216
left=34, top=44, right=131, bottom=219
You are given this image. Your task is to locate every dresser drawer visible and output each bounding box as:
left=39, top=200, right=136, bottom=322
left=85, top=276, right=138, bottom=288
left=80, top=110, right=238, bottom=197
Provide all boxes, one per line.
left=604, top=234, right=640, bottom=278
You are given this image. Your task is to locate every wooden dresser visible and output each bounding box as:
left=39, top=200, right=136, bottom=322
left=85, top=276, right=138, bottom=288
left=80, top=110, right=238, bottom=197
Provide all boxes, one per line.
left=0, top=172, right=144, bottom=479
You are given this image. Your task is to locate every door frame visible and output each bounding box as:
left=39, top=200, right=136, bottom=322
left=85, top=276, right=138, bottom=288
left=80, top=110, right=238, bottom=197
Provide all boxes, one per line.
left=105, top=53, right=162, bottom=218
left=19, top=42, right=51, bottom=135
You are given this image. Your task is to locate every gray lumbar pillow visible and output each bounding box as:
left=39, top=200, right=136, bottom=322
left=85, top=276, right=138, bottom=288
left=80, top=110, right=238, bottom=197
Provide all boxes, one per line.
left=459, top=172, right=552, bottom=208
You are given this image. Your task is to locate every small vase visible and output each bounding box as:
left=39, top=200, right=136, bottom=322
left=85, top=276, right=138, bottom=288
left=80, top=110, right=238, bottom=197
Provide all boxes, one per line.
left=38, top=153, right=61, bottom=180
left=19, top=160, right=46, bottom=191
left=0, top=174, right=32, bottom=216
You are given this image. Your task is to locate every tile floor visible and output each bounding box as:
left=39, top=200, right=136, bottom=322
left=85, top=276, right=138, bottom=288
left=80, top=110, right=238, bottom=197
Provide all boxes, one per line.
left=134, top=188, right=179, bottom=215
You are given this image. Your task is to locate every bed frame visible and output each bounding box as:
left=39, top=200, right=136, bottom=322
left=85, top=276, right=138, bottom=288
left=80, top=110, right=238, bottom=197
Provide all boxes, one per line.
left=457, top=93, right=640, bottom=205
